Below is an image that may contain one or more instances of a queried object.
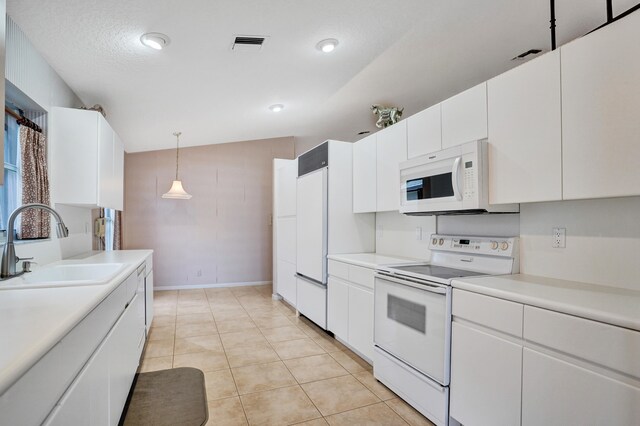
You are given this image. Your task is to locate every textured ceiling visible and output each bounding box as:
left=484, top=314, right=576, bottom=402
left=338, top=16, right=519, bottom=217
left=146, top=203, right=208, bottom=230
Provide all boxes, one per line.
left=7, top=0, right=636, bottom=153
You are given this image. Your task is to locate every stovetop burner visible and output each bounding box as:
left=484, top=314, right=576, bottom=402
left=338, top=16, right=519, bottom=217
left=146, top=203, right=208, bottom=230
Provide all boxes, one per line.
left=390, top=264, right=487, bottom=280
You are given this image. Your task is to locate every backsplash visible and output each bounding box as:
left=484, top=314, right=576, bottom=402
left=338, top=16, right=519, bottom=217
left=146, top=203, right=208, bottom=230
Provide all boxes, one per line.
left=375, top=211, right=435, bottom=260
left=519, top=196, right=640, bottom=291
left=376, top=198, right=639, bottom=292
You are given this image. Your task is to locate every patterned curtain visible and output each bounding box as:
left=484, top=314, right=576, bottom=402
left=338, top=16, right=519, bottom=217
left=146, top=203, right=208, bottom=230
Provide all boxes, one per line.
left=20, top=126, right=51, bottom=239
left=114, top=210, right=122, bottom=250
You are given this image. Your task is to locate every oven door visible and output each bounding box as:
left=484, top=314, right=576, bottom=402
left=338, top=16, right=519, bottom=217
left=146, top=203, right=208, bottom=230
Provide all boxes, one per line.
left=374, top=273, right=451, bottom=385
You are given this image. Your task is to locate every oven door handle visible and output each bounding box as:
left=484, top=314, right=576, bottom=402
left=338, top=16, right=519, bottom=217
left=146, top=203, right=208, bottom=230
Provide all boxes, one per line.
left=452, top=156, right=463, bottom=201
left=375, top=272, right=448, bottom=295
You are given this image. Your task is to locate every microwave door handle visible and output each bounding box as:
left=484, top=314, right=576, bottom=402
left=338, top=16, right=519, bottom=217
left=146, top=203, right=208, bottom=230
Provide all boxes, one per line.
left=452, top=156, right=463, bottom=201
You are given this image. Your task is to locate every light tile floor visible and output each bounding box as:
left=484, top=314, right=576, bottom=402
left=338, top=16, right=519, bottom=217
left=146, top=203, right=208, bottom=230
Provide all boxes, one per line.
left=141, top=285, right=435, bottom=426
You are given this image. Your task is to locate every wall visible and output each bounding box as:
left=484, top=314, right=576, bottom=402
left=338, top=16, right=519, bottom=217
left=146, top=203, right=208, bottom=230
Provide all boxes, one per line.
left=375, top=212, right=435, bottom=260
left=519, top=197, right=640, bottom=291
left=124, top=137, right=295, bottom=289
left=375, top=212, right=520, bottom=261
left=4, top=16, right=91, bottom=266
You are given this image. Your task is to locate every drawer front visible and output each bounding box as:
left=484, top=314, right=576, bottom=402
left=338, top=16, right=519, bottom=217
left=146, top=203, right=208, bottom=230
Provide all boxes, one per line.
left=296, top=277, right=327, bottom=329
left=524, top=306, right=640, bottom=378
left=328, top=260, right=349, bottom=281
left=452, top=289, right=523, bottom=337
left=374, top=347, right=448, bottom=426
left=348, top=264, right=374, bottom=290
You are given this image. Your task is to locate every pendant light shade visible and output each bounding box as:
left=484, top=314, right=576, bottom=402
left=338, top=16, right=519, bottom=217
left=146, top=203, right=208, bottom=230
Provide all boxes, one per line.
left=162, top=132, right=192, bottom=199
left=163, top=180, right=192, bottom=199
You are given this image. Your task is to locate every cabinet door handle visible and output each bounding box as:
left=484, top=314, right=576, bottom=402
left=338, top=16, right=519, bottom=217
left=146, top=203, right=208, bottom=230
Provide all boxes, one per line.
left=295, top=273, right=325, bottom=288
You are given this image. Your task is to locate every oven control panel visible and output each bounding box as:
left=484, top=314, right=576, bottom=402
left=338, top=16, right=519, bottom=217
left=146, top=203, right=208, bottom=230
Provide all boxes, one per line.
left=429, top=234, right=518, bottom=257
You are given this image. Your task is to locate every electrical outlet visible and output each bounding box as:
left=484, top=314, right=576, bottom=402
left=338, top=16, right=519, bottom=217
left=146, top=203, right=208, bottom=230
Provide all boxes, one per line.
left=196, top=269, right=202, bottom=277
left=553, top=227, right=566, bottom=248
left=415, top=226, right=422, bottom=241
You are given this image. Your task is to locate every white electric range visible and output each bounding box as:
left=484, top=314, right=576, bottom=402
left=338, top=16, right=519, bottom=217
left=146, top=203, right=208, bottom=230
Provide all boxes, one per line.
left=373, top=234, right=519, bottom=426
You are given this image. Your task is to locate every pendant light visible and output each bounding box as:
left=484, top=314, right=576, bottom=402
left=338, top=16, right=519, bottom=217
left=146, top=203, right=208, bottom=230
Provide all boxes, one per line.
left=162, top=132, right=192, bottom=199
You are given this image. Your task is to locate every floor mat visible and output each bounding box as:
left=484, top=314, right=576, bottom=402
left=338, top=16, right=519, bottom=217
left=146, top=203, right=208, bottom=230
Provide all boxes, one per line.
left=122, top=367, right=208, bottom=426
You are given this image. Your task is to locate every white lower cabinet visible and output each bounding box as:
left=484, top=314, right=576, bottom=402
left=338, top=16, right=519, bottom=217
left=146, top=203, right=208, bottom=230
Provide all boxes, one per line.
left=109, top=294, right=144, bottom=423
left=44, top=338, right=110, bottom=426
left=277, top=260, right=297, bottom=305
left=348, top=285, right=374, bottom=361
left=451, top=288, right=640, bottom=426
left=45, top=293, right=144, bottom=426
left=3, top=263, right=148, bottom=426
left=327, top=277, right=349, bottom=341
left=522, top=348, right=640, bottom=426
left=327, top=260, right=375, bottom=361
left=450, top=322, right=522, bottom=426
left=145, top=270, right=154, bottom=334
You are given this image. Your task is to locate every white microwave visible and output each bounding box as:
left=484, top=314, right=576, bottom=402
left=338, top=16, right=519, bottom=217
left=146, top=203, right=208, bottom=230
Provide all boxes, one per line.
left=399, top=140, right=519, bottom=215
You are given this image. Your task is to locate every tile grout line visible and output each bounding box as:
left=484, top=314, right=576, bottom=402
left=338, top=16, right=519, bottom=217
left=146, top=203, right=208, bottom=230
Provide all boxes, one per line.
left=158, top=287, right=414, bottom=425
left=211, top=290, right=251, bottom=425
left=250, top=296, right=326, bottom=425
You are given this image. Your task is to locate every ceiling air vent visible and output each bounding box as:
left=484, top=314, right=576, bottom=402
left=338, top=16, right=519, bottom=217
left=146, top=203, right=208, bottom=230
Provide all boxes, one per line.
left=511, top=49, right=542, bottom=61
left=232, top=35, right=268, bottom=51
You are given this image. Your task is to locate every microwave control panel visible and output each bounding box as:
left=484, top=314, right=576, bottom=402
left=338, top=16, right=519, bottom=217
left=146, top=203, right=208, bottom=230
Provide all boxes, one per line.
left=463, top=160, right=476, bottom=199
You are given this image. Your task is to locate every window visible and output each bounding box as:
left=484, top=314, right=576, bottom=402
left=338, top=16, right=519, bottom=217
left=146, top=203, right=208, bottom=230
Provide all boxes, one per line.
left=104, top=208, right=115, bottom=251
left=0, top=113, right=22, bottom=237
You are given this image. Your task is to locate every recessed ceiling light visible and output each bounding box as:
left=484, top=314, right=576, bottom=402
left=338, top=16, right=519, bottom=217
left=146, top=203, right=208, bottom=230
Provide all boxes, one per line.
left=316, top=38, right=339, bottom=53
left=269, top=104, right=284, bottom=112
left=140, top=33, right=171, bottom=50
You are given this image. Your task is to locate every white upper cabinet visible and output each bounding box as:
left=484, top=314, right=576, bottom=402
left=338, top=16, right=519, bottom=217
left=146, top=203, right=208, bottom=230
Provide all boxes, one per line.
left=441, top=82, right=488, bottom=148
left=561, top=12, right=640, bottom=200
left=376, top=121, right=407, bottom=212
left=407, top=104, right=442, bottom=159
left=488, top=50, right=562, bottom=204
left=352, top=134, right=377, bottom=213
left=275, top=159, right=297, bottom=217
left=51, top=107, right=124, bottom=210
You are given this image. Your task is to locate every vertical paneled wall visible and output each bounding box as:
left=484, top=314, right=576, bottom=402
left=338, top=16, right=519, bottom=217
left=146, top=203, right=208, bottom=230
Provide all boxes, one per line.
left=124, top=137, right=295, bottom=289
left=4, top=16, right=90, bottom=264
left=5, top=16, right=52, bottom=111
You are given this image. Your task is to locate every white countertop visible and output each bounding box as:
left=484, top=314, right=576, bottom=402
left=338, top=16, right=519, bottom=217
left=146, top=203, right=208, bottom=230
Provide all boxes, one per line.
left=327, top=253, right=423, bottom=269
left=0, top=250, right=152, bottom=395
left=452, top=274, right=640, bottom=332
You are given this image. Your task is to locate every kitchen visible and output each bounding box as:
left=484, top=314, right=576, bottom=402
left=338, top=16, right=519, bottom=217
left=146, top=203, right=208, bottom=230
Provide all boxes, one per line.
left=1, top=1, right=640, bottom=425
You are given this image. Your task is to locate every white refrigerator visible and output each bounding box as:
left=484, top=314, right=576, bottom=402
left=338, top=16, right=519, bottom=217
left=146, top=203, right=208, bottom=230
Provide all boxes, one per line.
left=295, top=141, right=375, bottom=330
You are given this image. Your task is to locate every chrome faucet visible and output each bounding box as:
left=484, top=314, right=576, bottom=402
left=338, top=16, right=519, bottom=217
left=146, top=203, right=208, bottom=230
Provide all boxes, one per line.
left=1, top=203, right=69, bottom=279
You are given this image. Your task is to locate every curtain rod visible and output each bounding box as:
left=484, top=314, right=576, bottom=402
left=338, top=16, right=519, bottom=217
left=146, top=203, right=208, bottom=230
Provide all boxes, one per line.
left=4, top=107, right=21, bottom=121
left=4, top=107, right=43, bottom=133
